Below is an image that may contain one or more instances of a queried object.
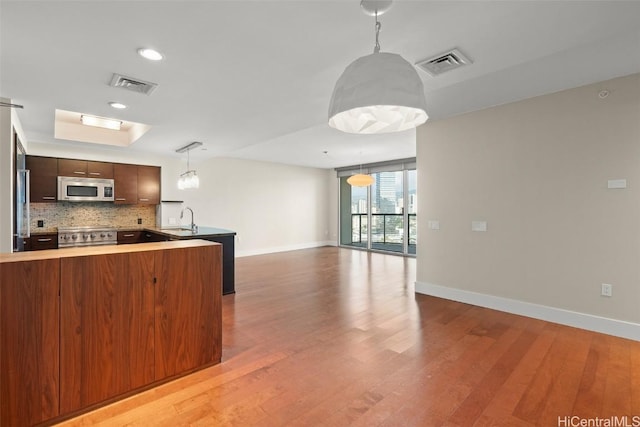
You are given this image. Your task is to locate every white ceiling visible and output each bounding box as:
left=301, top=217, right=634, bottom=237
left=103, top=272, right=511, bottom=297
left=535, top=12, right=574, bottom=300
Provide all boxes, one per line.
left=2, top=1, right=639, bottom=169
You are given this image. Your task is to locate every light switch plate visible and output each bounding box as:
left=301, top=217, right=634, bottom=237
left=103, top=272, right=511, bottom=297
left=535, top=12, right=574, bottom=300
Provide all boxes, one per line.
left=471, top=221, right=488, bottom=232
left=601, top=283, right=612, bottom=297
left=428, top=220, right=440, bottom=230
left=607, top=179, right=627, bottom=189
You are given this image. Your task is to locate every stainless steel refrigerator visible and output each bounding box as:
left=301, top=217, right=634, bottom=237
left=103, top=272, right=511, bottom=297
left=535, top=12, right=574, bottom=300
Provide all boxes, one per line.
left=13, top=135, right=29, bottom=252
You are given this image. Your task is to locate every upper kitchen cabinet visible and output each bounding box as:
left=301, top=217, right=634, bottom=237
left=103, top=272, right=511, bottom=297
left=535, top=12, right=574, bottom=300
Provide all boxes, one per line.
left=137, top=165, right=161, bottom=205
left=113, top=164, right=160, bottom=205
left=113, top=163, right=138, bottom=204
left=87, top=161, right=114, bottom=179
left=25, top=155, right=57, bottom=202
left=58, top=159, right=113, bottom=179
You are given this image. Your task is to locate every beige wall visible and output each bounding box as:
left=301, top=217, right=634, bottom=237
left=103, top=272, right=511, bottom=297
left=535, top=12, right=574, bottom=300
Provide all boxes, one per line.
left=416, top=73, right=640, bottom=331
left=25, top=141, right=336, bottom=256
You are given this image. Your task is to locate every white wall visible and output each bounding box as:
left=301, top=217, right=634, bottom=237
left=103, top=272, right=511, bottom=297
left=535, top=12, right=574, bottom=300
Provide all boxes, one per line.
left=416, top=73, right=640, bottom=340
left=25, top=141, right=336, bottom=256
left=176, top=157, right=334, bottom=257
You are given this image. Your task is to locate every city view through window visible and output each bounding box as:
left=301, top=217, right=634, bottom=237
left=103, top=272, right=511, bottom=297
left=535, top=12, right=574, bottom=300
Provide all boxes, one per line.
left=341, top=170, right=416, bottom=255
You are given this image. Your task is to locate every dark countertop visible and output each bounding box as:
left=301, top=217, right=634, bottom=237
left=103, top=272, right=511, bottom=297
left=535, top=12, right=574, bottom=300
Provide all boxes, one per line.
left=30, top=226, right=236, bottom=238
left=142, top=226, right=236, bottom=239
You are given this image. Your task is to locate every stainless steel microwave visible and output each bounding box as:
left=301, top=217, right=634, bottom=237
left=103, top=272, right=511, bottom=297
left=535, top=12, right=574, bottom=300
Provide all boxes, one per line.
left=57, top=176, right=115, bottom=202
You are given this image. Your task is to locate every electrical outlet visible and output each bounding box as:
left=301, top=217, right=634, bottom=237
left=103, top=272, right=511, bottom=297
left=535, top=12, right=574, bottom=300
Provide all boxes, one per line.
left=601, top=283, right=612, bottom=297
left=37, top=220, right=44, bottom=228
left=137, top=218, right=142, bottom=225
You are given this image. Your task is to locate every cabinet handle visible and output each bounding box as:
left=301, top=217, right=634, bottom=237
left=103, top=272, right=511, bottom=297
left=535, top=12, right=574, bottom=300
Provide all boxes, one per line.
left=88, top=172, right=101, bottom=176
left=115, top=198, right=126, bottom=201
left=73, top=171, right=86, bottom=175
left=123, top=234, right=135, bottom=238
left=42, top=196, right=56, bottom=200
left=37, top=238, right=52, bottom=242
left=139, top=198, right=149, bottom=202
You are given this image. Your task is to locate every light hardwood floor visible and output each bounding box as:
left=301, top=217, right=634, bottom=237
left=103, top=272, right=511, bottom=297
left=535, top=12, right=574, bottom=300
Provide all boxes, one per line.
left=57, top=246, right=640, bottom=426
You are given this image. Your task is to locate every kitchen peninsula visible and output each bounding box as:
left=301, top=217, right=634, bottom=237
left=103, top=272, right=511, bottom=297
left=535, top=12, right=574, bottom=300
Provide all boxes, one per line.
left=25, top=225, right=237, bottom=294
left=0, top=240, right=222, bottom=427
left=119, top=226, right=236, bottom=294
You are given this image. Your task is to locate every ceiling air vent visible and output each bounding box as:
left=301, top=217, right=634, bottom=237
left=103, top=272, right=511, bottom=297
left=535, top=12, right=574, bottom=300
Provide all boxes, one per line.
left=109, top=73, right=158, bottom=95
left=416, top=48, right=473, bottom=77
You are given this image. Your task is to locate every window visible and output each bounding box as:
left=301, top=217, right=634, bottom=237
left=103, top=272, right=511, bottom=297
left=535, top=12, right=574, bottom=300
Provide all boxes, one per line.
left=337, top=159, right=416, bottom=256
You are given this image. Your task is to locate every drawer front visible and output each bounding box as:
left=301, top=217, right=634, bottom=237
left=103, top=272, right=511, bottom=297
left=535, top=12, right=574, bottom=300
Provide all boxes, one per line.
left=29, top=234, right=59, bottom=250
left=117, top=231, right=142, bottom=244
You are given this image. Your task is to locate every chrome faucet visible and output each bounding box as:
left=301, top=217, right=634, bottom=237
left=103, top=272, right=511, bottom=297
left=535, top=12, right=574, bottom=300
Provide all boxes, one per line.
left=180, top=207, right=197, bottom=233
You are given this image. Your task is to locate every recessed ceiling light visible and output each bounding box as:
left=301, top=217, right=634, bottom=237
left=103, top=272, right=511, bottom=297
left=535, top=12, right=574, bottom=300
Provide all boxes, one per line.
left=80, top=114, right=122, bottom=131
left=109, top=102, right=127, bottom=109
left=137, top=48, right=164, bottom=61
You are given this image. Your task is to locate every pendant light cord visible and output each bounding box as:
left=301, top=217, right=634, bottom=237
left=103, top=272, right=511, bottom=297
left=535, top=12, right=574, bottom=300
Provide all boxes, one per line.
left=374, top=10, right=381, bottom=53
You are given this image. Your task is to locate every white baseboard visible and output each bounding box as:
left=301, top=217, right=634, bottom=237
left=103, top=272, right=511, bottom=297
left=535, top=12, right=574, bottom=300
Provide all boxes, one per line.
left=236, top=240, right=335, bottom=258
left=415, top=281, right=640, bottom=341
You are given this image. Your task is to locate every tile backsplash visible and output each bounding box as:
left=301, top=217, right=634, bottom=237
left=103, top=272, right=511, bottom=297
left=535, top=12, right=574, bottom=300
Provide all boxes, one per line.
left=30, top=202, right=156, bottom=232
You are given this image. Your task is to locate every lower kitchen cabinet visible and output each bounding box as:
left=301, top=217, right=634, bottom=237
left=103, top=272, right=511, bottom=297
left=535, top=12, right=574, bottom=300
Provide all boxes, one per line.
left=0, top=259, right=60, bottom=427
left=25, top=232, right=59, bottom=251
left=202, top=234, right=235, bottom=295
left=155, top=246, right=221, bottom=379
left=117, top=230, right=168, bottom=245
left=59, top=243, right=221, bottom=413
left=60, top=251, right=156, bottom=413
left=0, top=241, right=221, bottom=426
left=117, top=230, right=142, bottom=244
left=142, top=230, right=168, bottom=243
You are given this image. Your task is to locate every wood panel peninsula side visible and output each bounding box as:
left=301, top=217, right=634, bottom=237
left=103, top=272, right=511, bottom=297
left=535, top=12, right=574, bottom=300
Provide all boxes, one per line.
left=0, top=240, right=222, bottom=426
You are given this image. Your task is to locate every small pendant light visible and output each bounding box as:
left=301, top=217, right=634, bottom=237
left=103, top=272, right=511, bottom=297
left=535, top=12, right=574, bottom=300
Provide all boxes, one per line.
left=328, top=0, right=428, bottom=134
left=347, top=173, right=375, bottom=187
left=176, top=141, right=202, bottom=190
left=347, top=153, right=374, bottom=187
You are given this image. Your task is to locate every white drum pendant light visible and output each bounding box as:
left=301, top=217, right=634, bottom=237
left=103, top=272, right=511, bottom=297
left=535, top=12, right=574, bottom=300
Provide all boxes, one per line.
left=328, top=0, right=428, bottom=134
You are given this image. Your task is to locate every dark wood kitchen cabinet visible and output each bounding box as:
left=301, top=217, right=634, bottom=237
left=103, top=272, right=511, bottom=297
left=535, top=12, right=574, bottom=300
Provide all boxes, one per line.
left=26, top=155, right=156, bottom=205
left=137, top=165, right=161, bottom=204
left=117, top=230, right=143, bottom=244
left=154, top=245, right=221, bottom=379
left=1, top=240, right=219, bottom=426
left=113, top=164, right=160, bottom=205
left=58, top=158, right=113, bottom=179
left=25, top=155, right=58, bottom=202
left=87, top=160, right=114, bottom=178
left=60, top=251, right=156, bottom=413
left=0, top=259, right=60, bottom=427
left=142, top=230, right=168, bottom=243
left=58, top=158, right=87, bottom=177
left=25, top=232, right=59, bottom=251
left=113, top=163, right=138, bottom=204
left=117, top=231, right=168, bottom=244
left=59, top=242, right=221, bottom=413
